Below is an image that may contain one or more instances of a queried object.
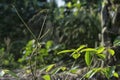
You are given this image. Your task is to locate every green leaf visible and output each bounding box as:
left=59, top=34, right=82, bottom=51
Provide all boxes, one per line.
left=97, top=46, right=105, bottom=54
left=101, top=66, right=115, bottom=79
left=97, top=54, right=106, bottom=59
left=0, top=48, right=4, bottom=53
left=67, top=2, right=72, bottom=8
left=72, top=53, right=80, bottom=59
left=108, top=49, right=115, bottom=56
left=60, top=67, right=66, bottom=71
left=70, top=69, right=78, bottom=74
left=113, top=40, right=120, bottom=46
left=85, top=52, right=92, bottom=66
left=76, top=45, right=87, bottom=52
left=71, top=45, right=86, bottom=55
left=71, top=51, right=77, bottom=56
left=39, top=48, right=48, bottom=56
left=113, top=72, right=119, bottom=78
left=81, top=48, right=97, bottom=53
left=46, top=64, right=55, bottom=72
left=73, top=3, right=81, bottom=8
left=113, top=36, right=120, bottom=46
left=42, top=74, right=51, bottom=80
left=27, top=39, right=35, bottom=47
left=46, top=41, right=53, bottom=49
left=57, top=49, right=75, bottom=54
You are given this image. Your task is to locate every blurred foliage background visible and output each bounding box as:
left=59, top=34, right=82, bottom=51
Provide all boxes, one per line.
left=0, top=0, right=119, bottom=69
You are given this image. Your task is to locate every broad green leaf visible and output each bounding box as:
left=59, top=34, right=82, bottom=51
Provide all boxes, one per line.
left=108, top=49, right=115, bottom=56
left=72, top=53, right=80, bottom=59
left=97, top=46, right=105, bottom=54
left=81, top=48, right=97, bottom=53
left=42, top=74, right=51, bottom=80
left=113, top=72, right=119, bottom=78
left=46, top=64, right=55, bottom=72
left=85, top=52, right=92, bottom=66
left=57, top=49, right=75, bottom=54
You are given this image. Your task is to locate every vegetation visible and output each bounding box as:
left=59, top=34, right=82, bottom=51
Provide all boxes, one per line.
left=0, top=0, right=120, bottom=80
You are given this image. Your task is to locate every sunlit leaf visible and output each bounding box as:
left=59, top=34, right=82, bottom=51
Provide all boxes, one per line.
left=72, top=53, right=80, bottom=59
left=73, top=3, right=81, bottom=8
left=57, top=49, right=75, bottom=54
left=42, top=74, right=51, bottom=80
left=113, top=72, right=119, bottom=78
left=85, top=51, right=92, bottom=66
left=61, top=67, right=66, bottom=71
left=67, top=2, right=72, bottom=8
left=81, top=48, right=97, bottom=52
left=46, top=64, right=55, bottom=72
left=108, top=49, right=115, bottom=56
left=71, top=45, right=85, bottom=55
left=76, top=45, right=87, bottom=52
left=71, top=51, right=77, bottom=56
left=27, top=39, right=35, bottom=47
left=97, top=46, right=105, bottom=54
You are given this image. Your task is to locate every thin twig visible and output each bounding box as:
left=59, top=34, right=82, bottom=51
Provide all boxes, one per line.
left=39, top=29, right=50, bottom=41
left=37, top=14, right=48, bottom=40
left=12, top=5, right=37, bottom=40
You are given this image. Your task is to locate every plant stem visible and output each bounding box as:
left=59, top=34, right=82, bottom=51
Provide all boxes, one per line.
left=12, top=5, right=37, bottom=40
